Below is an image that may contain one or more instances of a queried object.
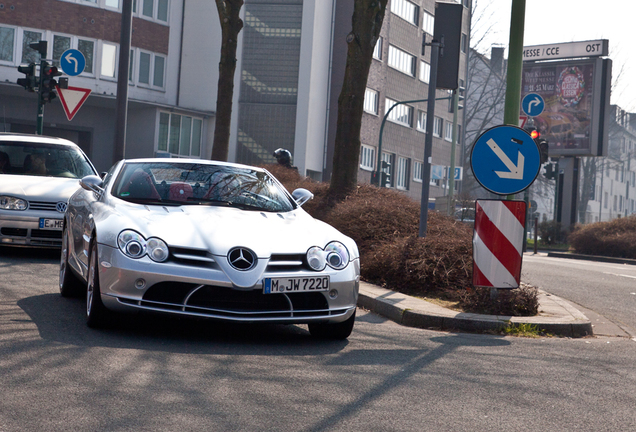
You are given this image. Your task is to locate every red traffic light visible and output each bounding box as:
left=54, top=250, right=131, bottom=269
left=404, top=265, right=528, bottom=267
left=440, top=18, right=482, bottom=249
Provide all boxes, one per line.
left=530, top=130, right=540, bottom=139
left=43, top=65, right=63, bottom=77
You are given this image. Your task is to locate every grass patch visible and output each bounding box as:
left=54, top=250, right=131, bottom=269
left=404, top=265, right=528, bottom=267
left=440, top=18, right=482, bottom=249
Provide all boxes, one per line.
left=500, top=322, right=547, bottom=338
left=267, top=164, right=539, bottom=316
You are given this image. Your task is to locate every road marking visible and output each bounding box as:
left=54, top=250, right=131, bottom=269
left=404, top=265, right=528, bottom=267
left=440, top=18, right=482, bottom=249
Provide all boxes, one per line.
left=603, top=272, right=636, bottom=279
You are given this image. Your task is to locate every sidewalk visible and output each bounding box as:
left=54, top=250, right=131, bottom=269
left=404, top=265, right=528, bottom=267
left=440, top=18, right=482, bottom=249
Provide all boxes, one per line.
left=358, top=281, right=598, bottom=338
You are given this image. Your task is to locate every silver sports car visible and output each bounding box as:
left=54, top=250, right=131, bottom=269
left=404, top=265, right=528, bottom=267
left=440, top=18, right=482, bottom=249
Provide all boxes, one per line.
left=0, top=133, right=97, bottom=247
left=61, top=158, right=360, bottom=339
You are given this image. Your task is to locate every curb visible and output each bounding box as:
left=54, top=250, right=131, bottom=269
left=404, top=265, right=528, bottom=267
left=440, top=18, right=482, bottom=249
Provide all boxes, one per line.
left=358, top=282, right=593, bottom=338
left=547, top=251, right=636, bottom=266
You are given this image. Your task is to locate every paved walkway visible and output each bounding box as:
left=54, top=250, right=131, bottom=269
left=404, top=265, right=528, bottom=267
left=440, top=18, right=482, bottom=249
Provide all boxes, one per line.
left=358, top=281, right=629, bottom=338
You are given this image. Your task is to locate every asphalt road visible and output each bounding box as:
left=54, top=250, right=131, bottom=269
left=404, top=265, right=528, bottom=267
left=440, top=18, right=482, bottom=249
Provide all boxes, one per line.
left=522, top=253, right=636, bottom=336
left=1, top=247, right=636, bottom=431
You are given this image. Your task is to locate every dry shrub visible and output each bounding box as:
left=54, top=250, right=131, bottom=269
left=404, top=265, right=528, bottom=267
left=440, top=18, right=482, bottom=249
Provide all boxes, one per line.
left=569, top=216, right=636, bottom=259
left=266, top=165, right=537, bottom=316
left=459, top=284, right=539, bottom=316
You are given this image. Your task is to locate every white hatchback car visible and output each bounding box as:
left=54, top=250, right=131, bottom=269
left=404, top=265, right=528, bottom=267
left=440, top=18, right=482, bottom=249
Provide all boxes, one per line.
left=0, top=133, right=97, bottom=247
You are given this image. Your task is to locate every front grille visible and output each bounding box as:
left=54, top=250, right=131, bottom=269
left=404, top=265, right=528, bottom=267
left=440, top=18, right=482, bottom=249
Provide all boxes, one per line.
left=266, top=253, right=307, bottom=272
left=130, top=282, right=337, bottom=320
left=170, top=247, right=217, bottom=268
left=31, top=229, right=63, bottom=239
left=28, top=201, right=60, bottom=212
left=1, top=228, right=27, bottom=237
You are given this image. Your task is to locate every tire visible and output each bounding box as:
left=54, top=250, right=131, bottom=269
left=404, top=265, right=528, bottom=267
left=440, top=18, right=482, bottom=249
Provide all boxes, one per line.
left=59, top=226, right=83, bottom=298
left=86, top=240, right=109, bottom=328
left=308, top=310, right=356, bottom=340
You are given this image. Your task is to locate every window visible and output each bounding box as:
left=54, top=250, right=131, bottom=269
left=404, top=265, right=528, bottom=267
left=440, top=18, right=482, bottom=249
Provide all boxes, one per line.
left=417, top=110, right=427, bottom=132
left=0, top=26, right=16, bottom=63
left=158, top=112, right=203, bottom=157
left=53, top=35, right=94, bottom=74
left=381, top=153, right=395, bottom=187
left=141, top=0, right=169, bottom=22
left=388, top=45, right=415, bottom=76
left=461, top=33, right=468, bottom=53
left=396, top=157, right=410, bottom=190
left=445, top=122, right=453, bottom=141
left=386, top=98, right=413, bottom=127
left=413, top=160, right=423, bottom=182
left=604, top=192, right=608, bottom=208
left=422, top=11, right=434, bottom=35
left=137, top=50, right=166, bottom=88
left=21, top=31, right=42, bottom=64
left=105, top=0, right=120, bottom=7
left=100, top=42, right=117, bottom=78
left=613, top=195, right=617, bottom=211
left=364, top=88, right=379, bottom=115
left=360, top=145, right=375, bottom=171
left=391, top=0, right=418, bottom=25
left=373, top=36, right=383, bottom=60
left=419, top=60, right=430, bottom=83
left=433, top=117, right=443, bottom=137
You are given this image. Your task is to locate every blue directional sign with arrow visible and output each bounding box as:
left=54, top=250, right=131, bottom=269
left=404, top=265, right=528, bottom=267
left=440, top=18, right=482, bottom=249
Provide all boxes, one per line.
left=470, top=125, right=541, bottom=195
left=60, top=49, right=86, bottom=77
left=521, top=92, right=545, bottom=117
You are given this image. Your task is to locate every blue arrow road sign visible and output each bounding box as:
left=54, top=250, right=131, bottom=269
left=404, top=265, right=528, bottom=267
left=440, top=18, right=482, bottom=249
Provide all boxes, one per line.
left=521, top=93, right=545, bottom=117
left=60, top=49, right=86, bottom=77
left=470, top=125, right=541, bottom=195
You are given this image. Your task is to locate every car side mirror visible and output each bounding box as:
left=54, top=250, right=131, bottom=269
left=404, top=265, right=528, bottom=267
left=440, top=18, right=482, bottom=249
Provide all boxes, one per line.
left=80, top=175, right=104, bottom=196
left=292, top=188, right=313, bottom=207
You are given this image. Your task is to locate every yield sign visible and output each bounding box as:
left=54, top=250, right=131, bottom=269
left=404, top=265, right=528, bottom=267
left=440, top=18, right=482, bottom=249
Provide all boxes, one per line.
left=56, top=86, right=91, bottom=121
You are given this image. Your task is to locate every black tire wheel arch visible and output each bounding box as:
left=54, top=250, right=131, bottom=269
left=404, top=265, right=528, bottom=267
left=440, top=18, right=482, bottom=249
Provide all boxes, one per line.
left=86, top=238, right=109, bottom=328
left=308, top=310, right=356, bottom=340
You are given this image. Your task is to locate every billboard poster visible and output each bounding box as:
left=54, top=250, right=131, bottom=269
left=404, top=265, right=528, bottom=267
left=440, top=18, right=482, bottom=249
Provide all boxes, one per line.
left=521, top=58, right=610, bottom=157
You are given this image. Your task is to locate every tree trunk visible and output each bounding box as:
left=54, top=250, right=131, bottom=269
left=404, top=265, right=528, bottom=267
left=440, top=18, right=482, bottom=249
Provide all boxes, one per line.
left=211, top=0, right=244, bottom=162
left=328, top=0, right=388, bottom=200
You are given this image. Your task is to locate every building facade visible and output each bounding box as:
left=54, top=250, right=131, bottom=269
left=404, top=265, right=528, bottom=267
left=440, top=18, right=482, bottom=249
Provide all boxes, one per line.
left=0, top=0, right=217, bottom=173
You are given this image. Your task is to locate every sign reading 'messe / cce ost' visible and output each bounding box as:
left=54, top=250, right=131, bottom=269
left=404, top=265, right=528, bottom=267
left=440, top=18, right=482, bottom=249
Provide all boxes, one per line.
left=522, top=39, right=608, bottom=62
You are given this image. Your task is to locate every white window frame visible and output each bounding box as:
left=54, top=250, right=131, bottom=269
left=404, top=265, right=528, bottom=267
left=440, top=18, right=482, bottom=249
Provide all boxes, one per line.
left=52, top=33, right=96, bottom=76
left=135, top=48, right=166, bottom=90
left=373, top=36, right=383, bottom=60
left=422, top=11, right=435, bottom=35
left=157, top=111, right=203, bottom=158
left=413, top=160, right=423, bottom=183
left=417, top=110, right=427, bottom=132
left=388, top=45, right=415, bottom=77
left=419, top=60, right=430, bottom=83
left=0, top=25, right=17, bottom=65
left=364, top=88, right=379, bottom=115
left=391, top=0, right=419, bottom=26
left=139, top=0, right=170, bottom=23
left=381, top=152, right=395, bottom=188
left=445, top=122, right=453, bottom=141
left=100, top=41, right=118, bottom=80
left=360, top=144, right=376, bottom=171
left=433, top=117, right=443, bottom=137
left=386, top=98, right=413, bottom=128
left=396, top=156, right=409, bottom=190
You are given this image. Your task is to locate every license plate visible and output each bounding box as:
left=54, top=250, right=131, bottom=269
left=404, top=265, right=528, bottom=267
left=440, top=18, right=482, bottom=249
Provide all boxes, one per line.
left=263, top=276, right=330, bottom=294
left=39, top=218, right=63, bottom=230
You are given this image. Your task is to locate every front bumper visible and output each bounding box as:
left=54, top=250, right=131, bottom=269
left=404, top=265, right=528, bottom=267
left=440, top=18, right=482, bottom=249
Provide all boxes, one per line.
left=0, top=212, right=63, bottom=247
left=97, top=244, right=360, bottom=324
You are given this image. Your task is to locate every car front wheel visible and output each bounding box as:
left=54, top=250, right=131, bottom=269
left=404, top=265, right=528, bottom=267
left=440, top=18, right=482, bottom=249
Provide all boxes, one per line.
left=59, top=226, right=83, bottom=298
left=86, top=240, right=109, bottom=328
left=308, top=310, right=356, bottom=340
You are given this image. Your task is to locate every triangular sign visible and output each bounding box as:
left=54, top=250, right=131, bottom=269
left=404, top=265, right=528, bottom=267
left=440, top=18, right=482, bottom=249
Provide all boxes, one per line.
left=56, top=86, right=92, bottom=121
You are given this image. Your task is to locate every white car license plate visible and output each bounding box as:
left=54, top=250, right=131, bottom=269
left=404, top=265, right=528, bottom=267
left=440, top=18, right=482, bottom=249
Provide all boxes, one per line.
left=263, top=276, right=330, bottom=294
left=39, top=218, right=63, bottom=230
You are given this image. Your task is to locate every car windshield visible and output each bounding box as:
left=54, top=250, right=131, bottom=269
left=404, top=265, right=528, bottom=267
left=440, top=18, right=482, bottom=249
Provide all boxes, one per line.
left=0, top=141, right=95, bottom=179
left=112, top=162, right=296, bottom=212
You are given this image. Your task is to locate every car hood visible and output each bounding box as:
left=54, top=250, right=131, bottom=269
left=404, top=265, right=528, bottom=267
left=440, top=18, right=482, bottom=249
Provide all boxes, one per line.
left=0, top=174, right=80, bottom=201
left=102, top=200, right=357, bottom=259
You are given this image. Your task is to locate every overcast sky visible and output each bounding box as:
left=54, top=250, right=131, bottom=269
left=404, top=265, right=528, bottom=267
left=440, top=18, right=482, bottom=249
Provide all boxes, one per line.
left=472, top=0, right=635, bottom=112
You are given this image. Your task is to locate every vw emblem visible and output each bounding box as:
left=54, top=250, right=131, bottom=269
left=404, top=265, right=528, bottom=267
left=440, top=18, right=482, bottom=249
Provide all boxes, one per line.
left=228, top=247, right=256, bottom=271
left=56, top=202, right=68, bottom=213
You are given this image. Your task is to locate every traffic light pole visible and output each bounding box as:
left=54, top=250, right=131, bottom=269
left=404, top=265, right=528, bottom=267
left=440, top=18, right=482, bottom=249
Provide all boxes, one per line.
left=36, top=57, right=47, bottom=135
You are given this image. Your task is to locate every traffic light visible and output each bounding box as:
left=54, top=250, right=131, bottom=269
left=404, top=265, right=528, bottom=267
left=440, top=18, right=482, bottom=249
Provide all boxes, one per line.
left=525, top=126, right=549, bottom=164
left=40, top=64, right=63, bottom=103
left=381, top=160, right=391, bottom=187
left=17, top=63, right=37, bottom=92
left=543, top=162, right=557, bottom=180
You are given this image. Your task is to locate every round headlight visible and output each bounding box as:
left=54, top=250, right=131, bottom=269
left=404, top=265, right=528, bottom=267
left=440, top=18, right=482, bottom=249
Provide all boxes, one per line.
left=117, top=230, right=146, bottom=259
left=306, top=246, right=326, bottom=271
left=0, top=196, right=28, bottom=211
left=324, top=242, right=349, bottom=270
left=147, top=237, right=169, bottom=262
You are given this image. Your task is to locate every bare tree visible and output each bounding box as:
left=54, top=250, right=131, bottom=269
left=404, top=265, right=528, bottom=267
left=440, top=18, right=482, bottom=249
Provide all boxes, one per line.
left=328, top=0, right=388, bottom=200
left=211, top=0, right=244, bottom=162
